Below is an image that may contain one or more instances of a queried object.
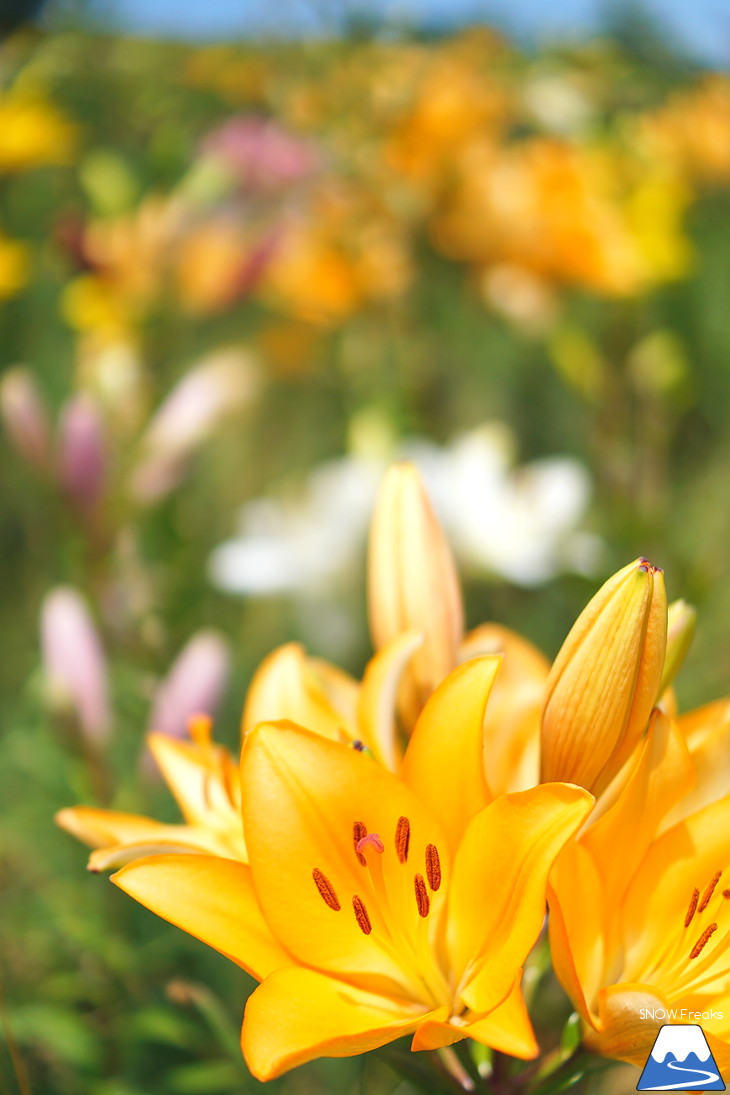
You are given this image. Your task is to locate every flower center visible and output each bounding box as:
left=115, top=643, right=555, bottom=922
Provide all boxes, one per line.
left=310, top=814, right=450, bottom=1008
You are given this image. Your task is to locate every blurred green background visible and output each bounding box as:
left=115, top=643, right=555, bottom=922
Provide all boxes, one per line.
left=3, top=2, right=730, bottom=1091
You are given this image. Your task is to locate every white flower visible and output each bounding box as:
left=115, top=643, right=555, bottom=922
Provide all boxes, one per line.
left=209, top=424, right=602, bottom=597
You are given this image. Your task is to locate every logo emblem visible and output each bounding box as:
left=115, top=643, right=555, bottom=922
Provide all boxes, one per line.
left=637, top=1024, right=725, bottom=1090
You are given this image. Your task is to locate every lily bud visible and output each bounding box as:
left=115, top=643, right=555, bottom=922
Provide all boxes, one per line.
left=540, top=557, right=667, bottom=792
left=0, top=366, right=52, bottom=473
left=660, top=599, right=696, bottom=697
left=41, top=587, right=110, bottom=743
left=368, top=462, right=463, bottom=730
left=148, top=630, right=231, bottom=739
left=57, top=393, right=107, bottom=513
left=128, top=348, right=258, bottom=505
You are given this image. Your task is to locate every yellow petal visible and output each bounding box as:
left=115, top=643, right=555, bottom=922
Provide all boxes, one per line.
left=88, top=839, right=210, bottom=872
left=112, top=854, right=290, bottom=980
left=148, top=732, right=240, bottom=826
left=666, top=698, right=730, bottom=827
left=582, top=710, right=693, bottom=911
left=402, top=656, right=500, bottom=853
left=241, top=721, right=448, bottom=997
left=242, top=965, right=441, bottom=1081
left=56, top=805, right=176, bottom=848
left=621, top=795, right=730, bottom=983
left=460, top=623, right=548, bottom=795
left=548, top=839, right=605, bottom=1028
left=411, top=979, right=538, bottom=1058
left=241, top=642, right=352, bottom=741
left=368, top=463, right=463, bottom=729
left=447, top=784, right=593, bottom=1015
left=541, top=558, right=667, bottom=792
left=356, top=631, right=422, bottom=770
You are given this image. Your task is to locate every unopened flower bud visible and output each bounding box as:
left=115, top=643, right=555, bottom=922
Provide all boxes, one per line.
left=368, top=463, right=463, bottom=730
left=660, top=599, right=696, bottom=697
left=58, top=393, right=107, bottom=512
left=540, top=557, right=667, bottom=792
left=0, top=366, right=52, bottom=473
left=148, top=630, right=231, bottom=739
left=41, top=587, right=110, bottom=743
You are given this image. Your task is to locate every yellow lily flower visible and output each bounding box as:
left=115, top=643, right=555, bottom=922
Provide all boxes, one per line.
left=56, top=715, right=246, bottom=869
left=548, top=705, right=730, bottom=1071
left=540, top=557, right=667, bottom=792
left=113, top=682, right=592, bottom=1080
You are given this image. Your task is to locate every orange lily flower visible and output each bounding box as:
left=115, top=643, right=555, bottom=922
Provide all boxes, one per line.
left=549, top=704, right=730, bottom=1071
left=113, top=662, right=593, bottom=1080
left=56, top=715, right=245, bottom=869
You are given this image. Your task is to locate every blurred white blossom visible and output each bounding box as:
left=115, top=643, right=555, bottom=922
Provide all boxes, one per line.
left=209, top=424, right=602, bottom=598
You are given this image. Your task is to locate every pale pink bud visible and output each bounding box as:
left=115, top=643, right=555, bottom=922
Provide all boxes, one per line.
left=148, top=630, right=230, bottom=739
left=41, top=587, right=110, bottom=742
left=0, top=366, right=52, bottom=473
left=129, top=349, right=259, bottom=504
left=57, top=393, right=107, bottom=512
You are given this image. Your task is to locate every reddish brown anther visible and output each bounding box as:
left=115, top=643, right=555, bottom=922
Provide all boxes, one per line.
left=352, top=895, right=372, bottom=935
left=698, top=871, right=722, bottom=913
left=414, top=873, right=430, bottom=918
left=690, top=922, right=717, bottom=960
left=395, top=816, right=411, bottom=864
left=685, top=887, right=700, bottom=928
left=425, top=844, right=441, bottom=891
left=353, top=821, right=367, bottom=866
left=312, top=868, right=340, bottom=911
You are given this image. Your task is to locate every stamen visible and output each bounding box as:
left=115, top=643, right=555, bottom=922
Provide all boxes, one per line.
left=188, top=712, right=213, bottom=746
left=685, top=888, right=700, bottom=928
left=395, top=816, right=411, bottom=864
left=425, top=844, right=441, bottom=891
left=353, top=821, right=367, bottom=866
left=312, top=868, right=340, bottom=911
left=690, top=922, right=718, bottom=960
left=357, top=832, right=384, bottom=855
left=699, top=871, right=722, bottom=913
left=723, top=890, right=730, bottom=899
left=414, top=873, right=430, bottom=917
left=352, top=895, right=372, bottom=935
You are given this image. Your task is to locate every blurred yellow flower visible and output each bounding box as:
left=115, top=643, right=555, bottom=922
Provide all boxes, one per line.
left=0, top=91, right=76, bottom=173
left=0, top=233, right=29, bottom=298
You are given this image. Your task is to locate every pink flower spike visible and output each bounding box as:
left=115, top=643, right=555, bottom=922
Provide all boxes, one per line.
left=57, top=393, right=107, bottom=513
left=41, top=587, right=110, bottom=742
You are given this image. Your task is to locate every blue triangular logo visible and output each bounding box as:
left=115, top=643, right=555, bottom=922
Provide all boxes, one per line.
left=637, top=1025, right=725, bottom=1090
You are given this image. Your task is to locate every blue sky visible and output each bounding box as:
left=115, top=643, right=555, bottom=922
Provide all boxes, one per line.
left=100, top=0, right=730, bottom=67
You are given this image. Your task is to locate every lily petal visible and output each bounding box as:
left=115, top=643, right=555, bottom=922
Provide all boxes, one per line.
left=411, top=979, right=538, bottom=1058
left=241, top=642, right=352, bottom=741
left=242, top=966, right=441, bottom=1081
left=112, top=853, right=291, bottom=980
left=357, top=631, right=422, bottom=770
left=402, top=656, right=500, bottom=852
left=582, top=711, right=693, bottom=912
left=548, top=839, right=605, bottom=1028
left=448, top=784, right=593, bottom=1015
left=460, top=623, right=548, bottom=796
left=241, top=721, right=448, bottom=997
left=56, top=805, right=178, bottom=848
